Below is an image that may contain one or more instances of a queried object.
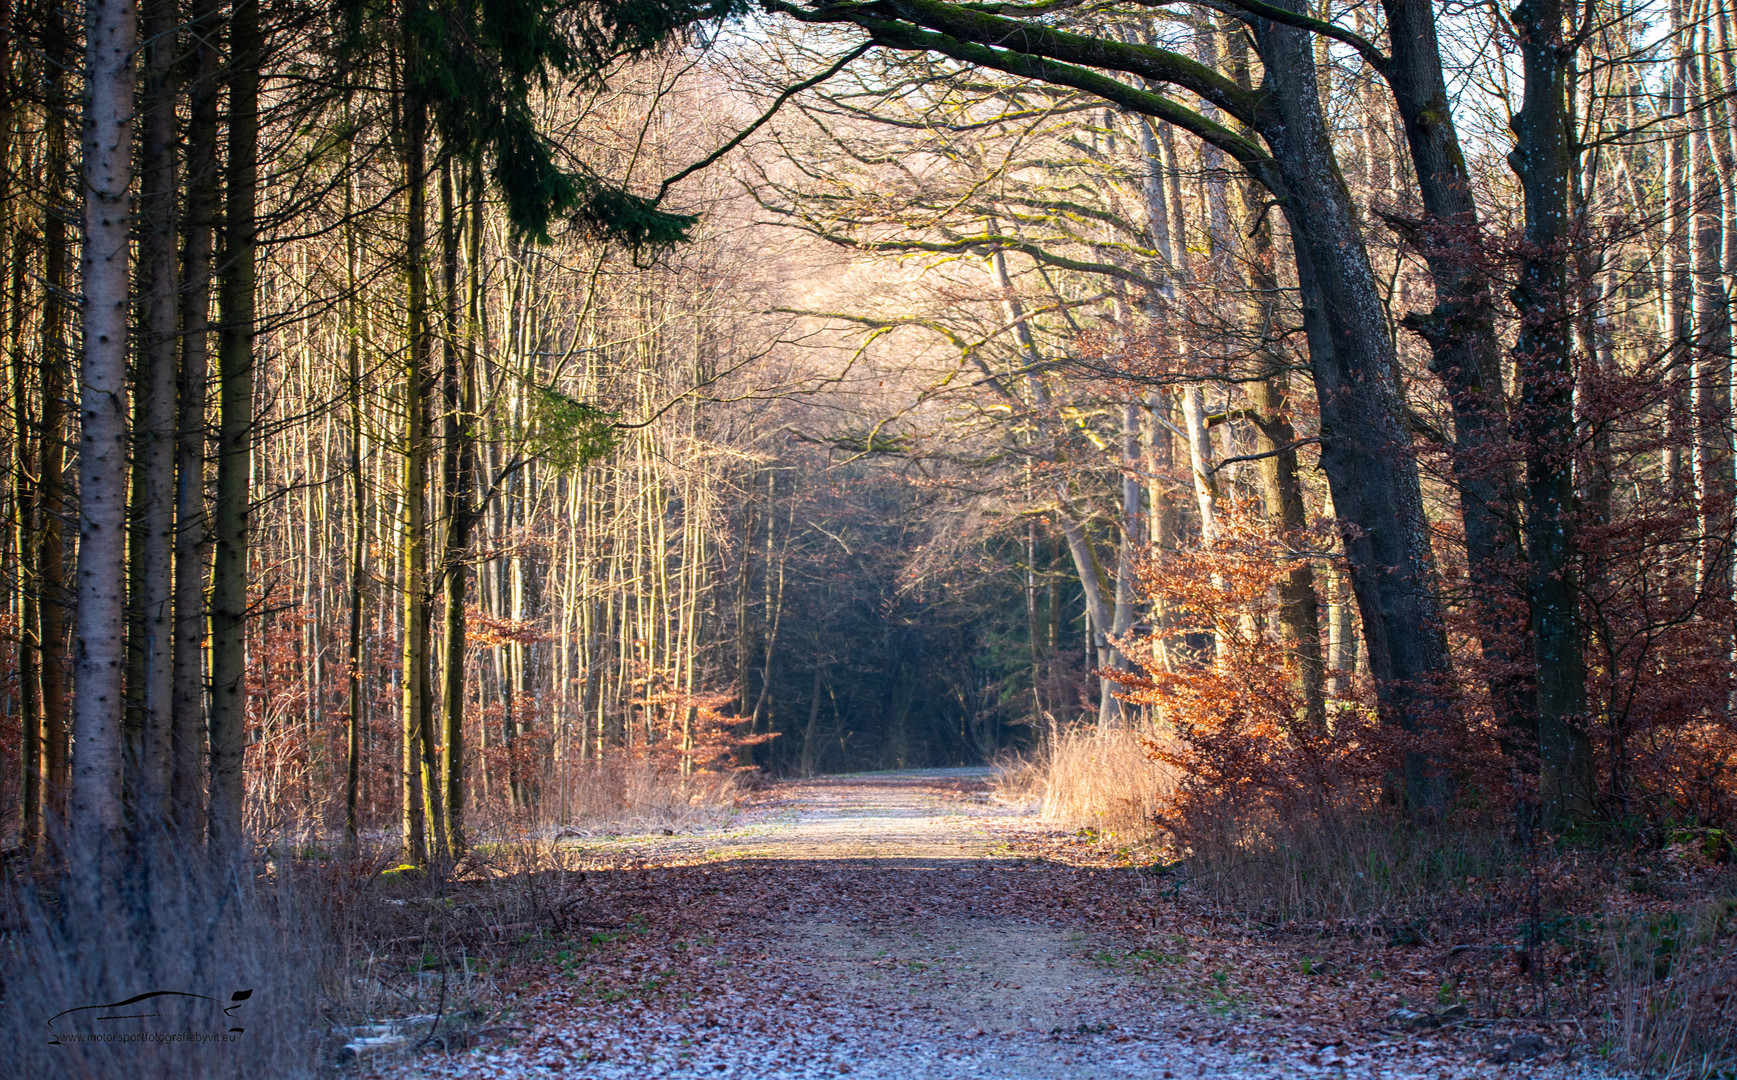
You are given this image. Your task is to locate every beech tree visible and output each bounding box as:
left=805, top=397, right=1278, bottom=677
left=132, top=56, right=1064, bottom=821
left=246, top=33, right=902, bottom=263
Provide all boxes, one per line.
left=761, top=0, right=1457, bottom=807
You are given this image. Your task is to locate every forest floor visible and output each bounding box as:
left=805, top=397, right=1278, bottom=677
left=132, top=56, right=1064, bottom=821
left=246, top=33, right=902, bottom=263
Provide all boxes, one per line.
left=364, top=769, right=1618, bottom=1080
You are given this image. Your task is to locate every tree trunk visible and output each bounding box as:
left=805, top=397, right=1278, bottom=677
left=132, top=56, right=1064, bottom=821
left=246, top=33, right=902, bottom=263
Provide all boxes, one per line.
left=1103, top=400, right=1141, bottom=727
left=1240, top=171, right=1327, bottom=727
left=799, top=631, right=826, bottom=777
left=9, top=220, right=39, bottom=853
left=989, top=247, right=1121, bottom=710
left=1249, top=371, right=1327, bottom=728
left=72, top=0, right=140, bottom=882
left=129, top=0, right=180, bottom=823
left=1689, top=70, right=1732, bottom=613
left=173, top=0, right=221, bottom=838
left=1662, top=0, right=1694, bottom=498
left=1025, top=518, right=1044, bottom=717
left=344, top=119, right=366, bottom=849
left=1380, top=0, right=1531, bottom=745
left=436, top=157, right=480, bottom=858
left=1509, top=0, right=1595, bottom=827
left=210, top=0, right=261, bottom=853
left=1327, top=565, right=1358, bottom=694
left=1179, top=385, right=1219, bottom=547
left=1250, top=7, right=1455, bottom=812
left=0, top=0, right=16, bottom=855
left=38, top=21, right=71, bottom=827
left=1055, top=510, right=1115, bottom=674
left=1143, top=394, right=1182, bottom=673
left=400, top=93, right=442, bottom=863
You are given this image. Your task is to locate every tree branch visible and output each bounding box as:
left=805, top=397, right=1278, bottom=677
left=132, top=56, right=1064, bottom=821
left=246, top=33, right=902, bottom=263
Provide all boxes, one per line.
left=867, top=0, right=1262, bottom=122
left=761, top=8, right=1280, bottom=188
left=1208, top=0, right=1389, bottom=75
left=1208, top=436, right=1321, bottom=474
left=656, top=43, right=872, bottom=203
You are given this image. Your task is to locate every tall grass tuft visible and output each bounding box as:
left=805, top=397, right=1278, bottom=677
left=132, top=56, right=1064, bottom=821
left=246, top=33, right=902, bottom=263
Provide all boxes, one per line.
left=539, top=750, right=747, bottom=834
left=997, top=724, right=1175, bottom=841
left=0, top=831, right=327, bottom=1079
left=1164, top=795, right=1530, bottom=924
left=1606, top=896, right=1737, bottom=1078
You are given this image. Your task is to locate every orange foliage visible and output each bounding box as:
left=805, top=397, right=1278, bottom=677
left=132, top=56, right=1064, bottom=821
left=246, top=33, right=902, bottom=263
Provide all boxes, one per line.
left=633, top=684, right=777, bottom=773
left=1110, top=503, right=1392, bottom=840
left=466, top=606, right=549, bottom=648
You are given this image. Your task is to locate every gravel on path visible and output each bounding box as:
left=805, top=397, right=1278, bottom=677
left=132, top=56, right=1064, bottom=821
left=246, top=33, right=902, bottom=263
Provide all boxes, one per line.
left=368, top=770, right=1618, bottom=1080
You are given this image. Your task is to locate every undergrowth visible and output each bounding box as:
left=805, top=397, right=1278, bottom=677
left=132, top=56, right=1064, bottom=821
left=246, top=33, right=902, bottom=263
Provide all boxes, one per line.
left=995, top=724, right=1174, bottom=843
left=1002, top=721, right=1737, bottom=1078
left=534, top=752, right=745, bottom=835
left=1, top=757, right=745, bottom=1074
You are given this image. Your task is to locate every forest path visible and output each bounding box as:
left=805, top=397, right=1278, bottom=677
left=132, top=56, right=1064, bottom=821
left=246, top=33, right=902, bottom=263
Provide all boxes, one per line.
left=383, top=771, right=1602, bottom=1080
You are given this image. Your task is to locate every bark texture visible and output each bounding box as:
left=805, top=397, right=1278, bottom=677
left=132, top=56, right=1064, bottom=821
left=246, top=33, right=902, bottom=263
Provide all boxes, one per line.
left=73, top=0, right=139, bottom=877
left=1509, top=0, right=1595, bottom=826
left=210, top=0, right=262, bottom=852
left=1249, top=7, right=1453, bottom=810
left=174, top=0, right=222, bottom=836
left=131, top=0, right=180, bottom=819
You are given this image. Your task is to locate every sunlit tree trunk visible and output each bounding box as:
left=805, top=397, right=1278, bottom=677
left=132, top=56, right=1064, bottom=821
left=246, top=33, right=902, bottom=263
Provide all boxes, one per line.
left=1179, top=387, right=1218, bottom=549
left=1663, top=0, right=1694, bottom=498
left=343, top=122, right=366, bottom=849
left=8, top=137, right=40, bottom=851
left=436, top=158, right=481, bottom=857
left=400, top=92, right=434, bottom=864
left=1689, top=31, right=1733, bottom=613
left=1100, top=401, right=1142, bottom=727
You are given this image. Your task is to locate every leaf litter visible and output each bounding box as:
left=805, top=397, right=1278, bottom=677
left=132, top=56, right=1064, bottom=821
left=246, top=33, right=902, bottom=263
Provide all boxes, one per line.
left=364, top=770, right=1618, bottom=1079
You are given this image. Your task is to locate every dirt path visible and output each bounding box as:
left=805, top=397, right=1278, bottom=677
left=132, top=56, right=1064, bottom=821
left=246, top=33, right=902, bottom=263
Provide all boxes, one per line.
left=376, top=771, right=1613, bottom=1080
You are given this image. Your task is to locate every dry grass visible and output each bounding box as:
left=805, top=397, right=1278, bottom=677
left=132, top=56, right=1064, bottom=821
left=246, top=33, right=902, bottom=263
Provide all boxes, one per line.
left=533, top=754, right=747, bottom=835
left=996, top=722, right=1516, bottom=925
left=1173, top=803, right=1529, bottom=925
left=996, top=724, right=1519, bottom=921
left=995, top=724, right=1175, bottom=842
left=318, top=834, right=591, bottom=1052
left=301, top=759, right=747, bottom=1060
left=0, top=836, right=328, bottom=1079
left=1605, top=894, right=1737, bottom=1078
left=1000, top=721, right=1737, bottom=1077
left=0, top=758, right=737, bottom=1078
left=321, top=758, right=748, bottom=1052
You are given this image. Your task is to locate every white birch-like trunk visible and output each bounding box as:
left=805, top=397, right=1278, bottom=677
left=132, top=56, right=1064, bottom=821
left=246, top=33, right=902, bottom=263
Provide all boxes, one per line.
left=1179, top=386, right=1219, bottom=546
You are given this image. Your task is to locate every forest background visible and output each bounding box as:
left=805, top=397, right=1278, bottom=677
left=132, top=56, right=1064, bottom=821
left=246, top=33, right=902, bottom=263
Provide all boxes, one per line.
left=1, top=0, right=1736, bottom=1070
